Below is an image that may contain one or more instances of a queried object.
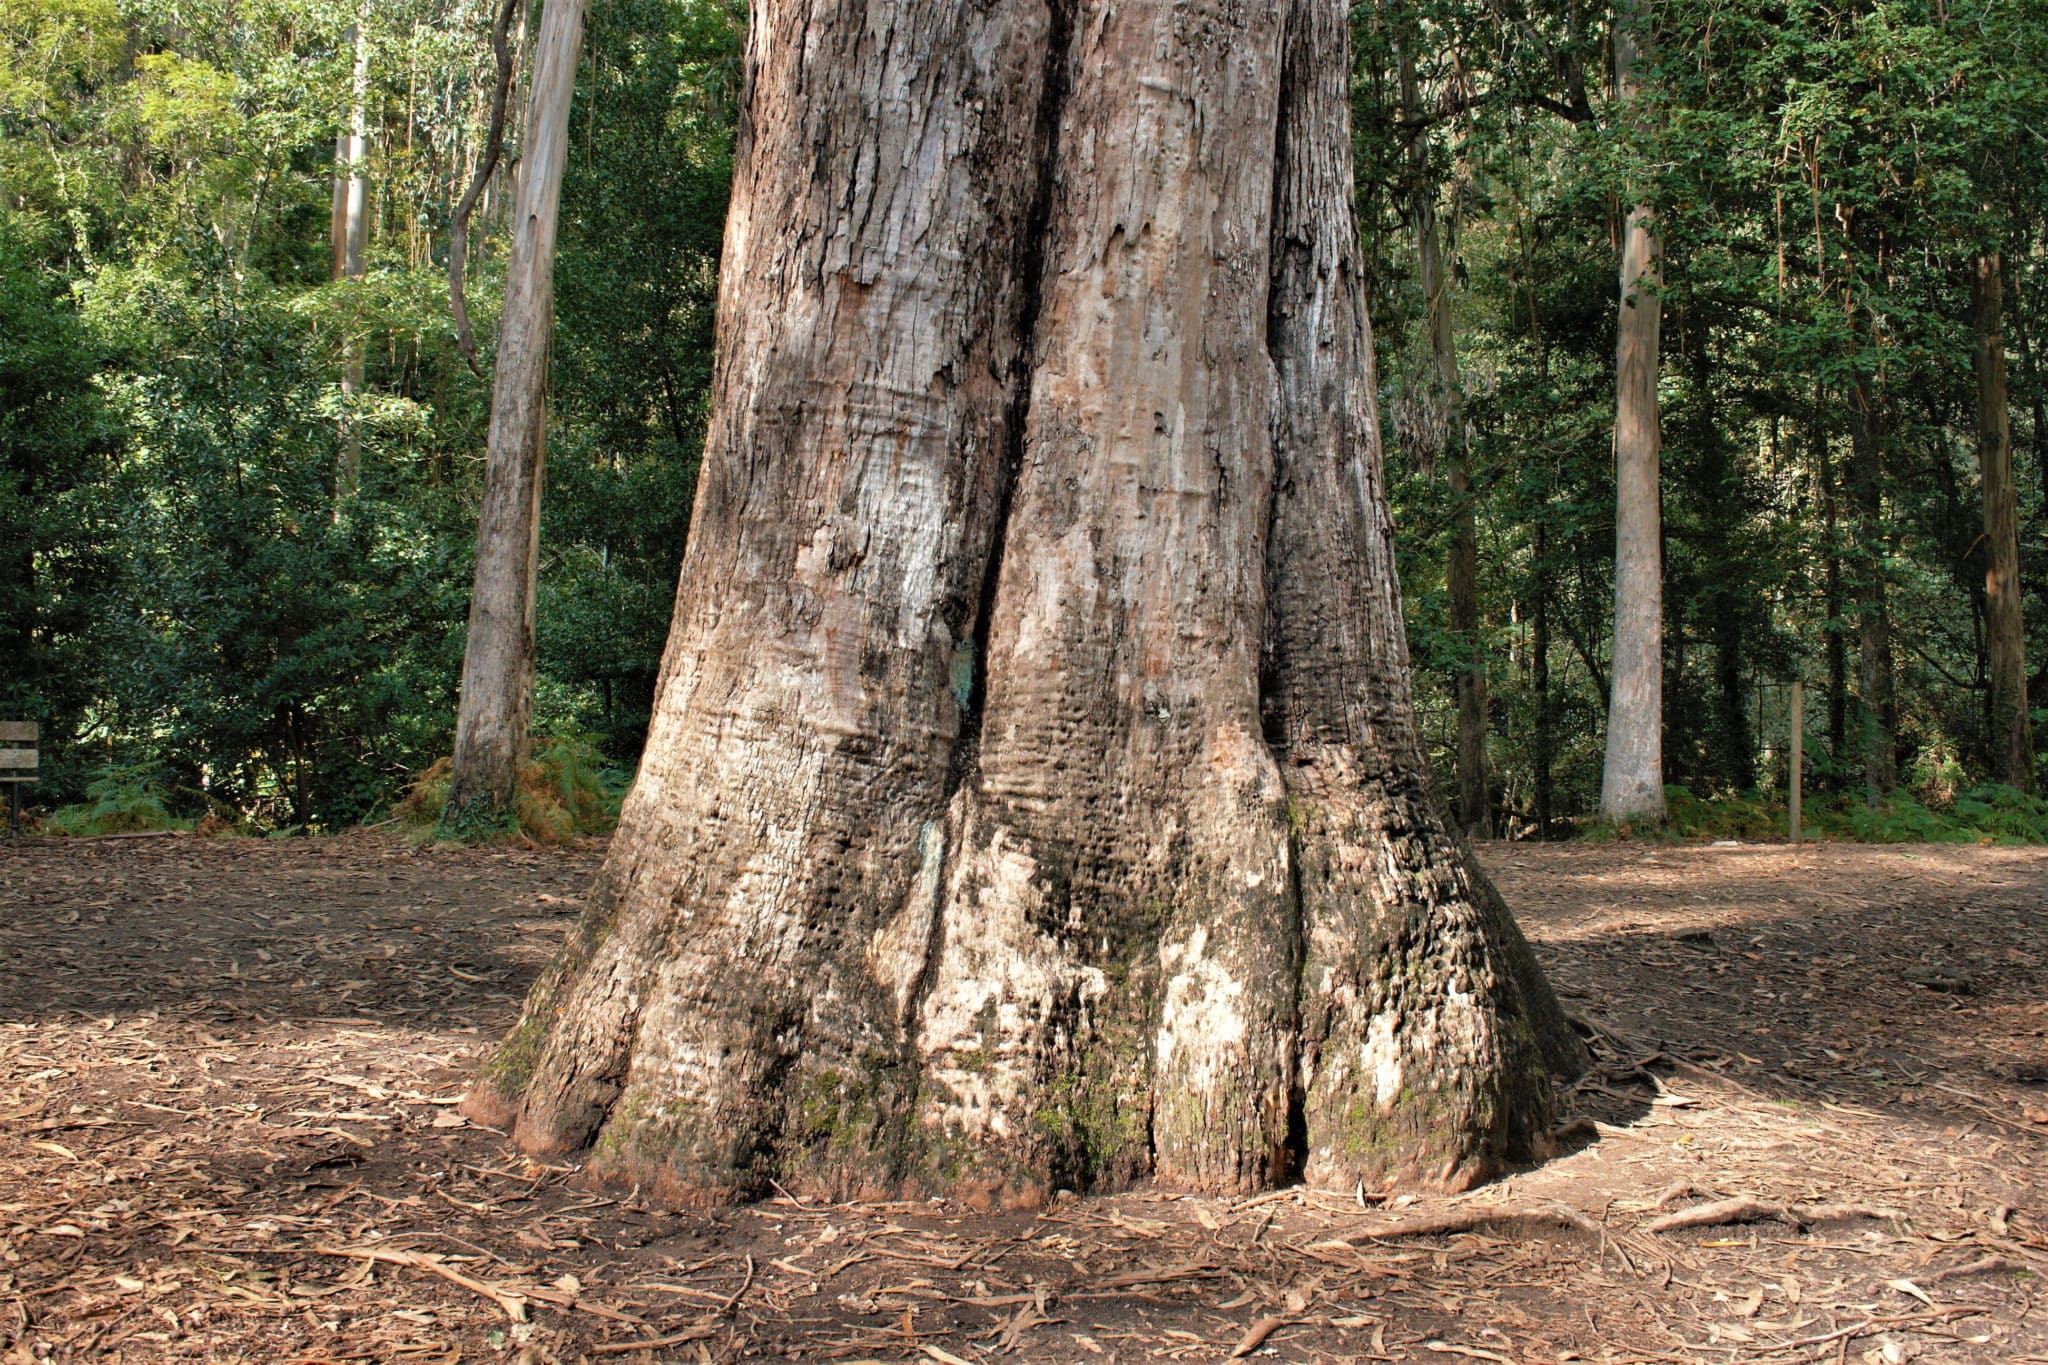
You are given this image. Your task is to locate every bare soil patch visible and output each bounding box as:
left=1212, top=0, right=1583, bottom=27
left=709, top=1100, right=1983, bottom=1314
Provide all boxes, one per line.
left=1, top=834, right=2044, bottom=1363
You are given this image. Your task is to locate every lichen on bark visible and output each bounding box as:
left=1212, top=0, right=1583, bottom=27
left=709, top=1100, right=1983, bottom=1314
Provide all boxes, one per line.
left=465, top=0, right=1587, bottom=1208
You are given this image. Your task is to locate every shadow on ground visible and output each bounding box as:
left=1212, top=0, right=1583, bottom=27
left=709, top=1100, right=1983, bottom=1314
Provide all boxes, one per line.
left=0, top=833, right=2042, bottom=1363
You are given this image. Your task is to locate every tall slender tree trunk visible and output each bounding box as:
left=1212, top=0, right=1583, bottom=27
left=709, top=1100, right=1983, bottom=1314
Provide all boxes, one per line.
left=1975, top=252, right=2034, bottom=792
left=1394, top=37, right=1488, bottom=838
left=466, top=0, right=1581, bottom=1205
left=1599, top=6, right=1664, bottom=823
left=1847, top=367, right=1896, bottom=800
left=443, top=0, right=589, bottom=826
left=2008, top=251, right=2048, bottom=705
left=331, top=15, right=371, bottom=508
left=1533, top=517, right=1553, bottom=839
left=1812, top=393, right=1848, bottom=775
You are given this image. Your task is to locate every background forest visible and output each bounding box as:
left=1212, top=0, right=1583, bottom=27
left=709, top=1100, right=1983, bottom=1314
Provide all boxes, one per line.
left=4, top=0, right=2046, bottom=839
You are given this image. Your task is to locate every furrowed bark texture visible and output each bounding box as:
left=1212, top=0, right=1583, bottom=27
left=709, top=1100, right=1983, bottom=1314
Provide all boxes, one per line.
left=1974, top=254, right=2033, bottom=793
left=1598, top=7, right=1665, bottom=825
left=469, top=0, right=1582, bottom=1206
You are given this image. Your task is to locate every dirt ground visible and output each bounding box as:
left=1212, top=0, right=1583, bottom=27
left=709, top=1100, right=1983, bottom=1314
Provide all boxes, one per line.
left=2, top=834, right=2046, bottom=1365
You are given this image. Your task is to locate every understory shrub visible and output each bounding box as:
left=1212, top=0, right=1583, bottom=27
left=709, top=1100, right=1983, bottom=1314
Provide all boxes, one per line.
left=1602, top=783, right=2048, bottom=845
left=42, top=769, right=190, bottom=836
left=392, top=735, right=626, bottom=845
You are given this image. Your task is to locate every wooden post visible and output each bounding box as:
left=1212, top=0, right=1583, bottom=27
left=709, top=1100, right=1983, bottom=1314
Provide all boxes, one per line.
left=1788, top=681, right=1803, bottom=844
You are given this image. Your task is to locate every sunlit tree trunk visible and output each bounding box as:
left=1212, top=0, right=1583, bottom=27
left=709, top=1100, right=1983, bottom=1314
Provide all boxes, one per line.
left=331, top=16, right=370, bottom=509
left=1974, top=252, right=2034, bottom=792
left=444, top=0, right=588, bottom=826
left=466, top=0, right=1581, bottom=1204
left=1599, top=3, right=1664, bottom=823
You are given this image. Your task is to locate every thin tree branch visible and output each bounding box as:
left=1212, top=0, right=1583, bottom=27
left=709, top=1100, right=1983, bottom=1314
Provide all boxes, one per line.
left=448, top=0, right=523, bottom=379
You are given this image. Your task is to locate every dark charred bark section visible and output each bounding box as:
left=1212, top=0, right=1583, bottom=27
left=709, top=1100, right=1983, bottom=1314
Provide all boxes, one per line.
left=470, top=0, right=1581, bottom=1208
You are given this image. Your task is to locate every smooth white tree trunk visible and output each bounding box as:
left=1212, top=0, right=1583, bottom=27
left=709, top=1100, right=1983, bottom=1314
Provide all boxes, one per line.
left=445, top=0, right=589, bottom=824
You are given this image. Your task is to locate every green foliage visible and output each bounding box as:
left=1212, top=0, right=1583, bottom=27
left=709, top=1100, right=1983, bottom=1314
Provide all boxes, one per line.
left=42, top=767, right=189, bottom=836
left=394, top=734, right=625, bottom=845
left=1608, top=783, right=2048, bottom=844
left=2, top=0, right=739, bottom=832
left=1360, top=0, right=2048, bottom=836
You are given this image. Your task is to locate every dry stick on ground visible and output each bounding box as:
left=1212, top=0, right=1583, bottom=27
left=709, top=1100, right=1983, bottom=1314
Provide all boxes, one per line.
left=1755, top=1306, right=1997, bottom=1356
left=314, top=1244, right=530, bottom=1321
left=585, top=1322, right=719, bottom=1356
left=1929, top=1254, right=2012, bottom=1281
left=1642, top=1196, right=1904, bottom=1234
left=1350, top=1205, right=1604, bottom=1241
left=1229, top=1315, right=1293, bottom=1358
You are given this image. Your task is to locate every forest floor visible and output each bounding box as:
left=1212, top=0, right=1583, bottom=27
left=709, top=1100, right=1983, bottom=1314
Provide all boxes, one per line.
left=1, top=835, right=2045, bottom=1365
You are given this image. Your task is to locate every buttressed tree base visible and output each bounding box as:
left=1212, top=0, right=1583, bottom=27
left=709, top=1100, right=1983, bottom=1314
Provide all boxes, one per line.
left=465, top=0, right=1587, bottom=1207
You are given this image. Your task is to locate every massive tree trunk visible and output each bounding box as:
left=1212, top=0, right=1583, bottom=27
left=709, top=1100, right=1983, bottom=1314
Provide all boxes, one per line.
left=444, top=0, right=589, bottom=826
left=466, top=0, right=1583, bottom=1206
left=1974, top=253, right=2034, bottom=792
left=1598, top=4, right=1665, bottom=824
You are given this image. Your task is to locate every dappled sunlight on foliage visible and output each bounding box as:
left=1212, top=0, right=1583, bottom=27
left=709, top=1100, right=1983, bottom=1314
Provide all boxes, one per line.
left=1, top=0, right=739, bottom=832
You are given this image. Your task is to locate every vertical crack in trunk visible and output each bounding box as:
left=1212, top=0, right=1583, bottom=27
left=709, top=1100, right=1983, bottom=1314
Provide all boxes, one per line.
left=943, top=0, right=1074, bottom=799
left=906, top=0, right=1077, bottom=1152
left=1263, top=0, right=1313, bottom=1190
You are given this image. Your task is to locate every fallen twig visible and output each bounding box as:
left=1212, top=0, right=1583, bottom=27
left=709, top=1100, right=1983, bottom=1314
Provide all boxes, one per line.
left=313, top=1243, right=528, bottom=1321
left=1643, top=1197, right=1903, bottom=1234
left=1228, top=1315, right=1291, bottom=1358
left=1349, top=1205, right=1602, bottom=1241
left=587, top=1323, right=718, bottom=1355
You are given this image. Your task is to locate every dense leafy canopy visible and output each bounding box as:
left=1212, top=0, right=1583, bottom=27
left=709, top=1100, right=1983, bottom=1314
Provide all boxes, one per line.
left=3, top=0, right=738, bottom=828
left=3, top=0, right=2043, bottom=835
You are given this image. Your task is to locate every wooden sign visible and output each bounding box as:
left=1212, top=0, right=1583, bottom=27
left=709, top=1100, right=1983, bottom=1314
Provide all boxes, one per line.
left=0, top=723, right=36, bottom=784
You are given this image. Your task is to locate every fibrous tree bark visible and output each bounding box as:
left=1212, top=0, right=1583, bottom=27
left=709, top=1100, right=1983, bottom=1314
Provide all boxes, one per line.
left=466, top=0, right=1583, bottom=1206
left=444, top=0, right=588, bottom=827
left=1599, top=1, right=1664, bottom=824
left=1973, top=252, right=2033, bottom=793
